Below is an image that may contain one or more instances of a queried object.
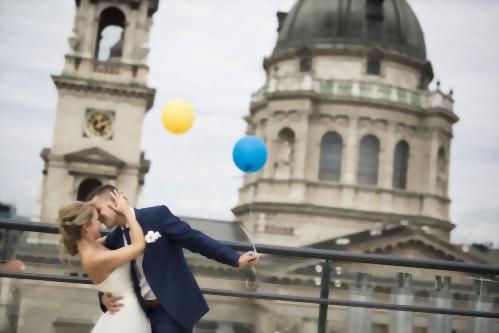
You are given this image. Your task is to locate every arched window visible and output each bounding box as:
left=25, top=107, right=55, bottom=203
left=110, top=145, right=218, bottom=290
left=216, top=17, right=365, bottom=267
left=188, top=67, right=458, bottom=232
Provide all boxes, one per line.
left=77, top=178, right=102, bottom=201
left=392, top=140, right=409, bottom=189
left=95, top=7, right=126, bottom=61
left=436, top=147, right=448, bottom=194
left=300, top=57, right=312, bottom=72
left=319, top=132, right=343, bottom=181
left=278, top=127, right=295, bottom=142
left=274, top=128, right=295, bottom=179
left=357, top=135, right=380, bottom=185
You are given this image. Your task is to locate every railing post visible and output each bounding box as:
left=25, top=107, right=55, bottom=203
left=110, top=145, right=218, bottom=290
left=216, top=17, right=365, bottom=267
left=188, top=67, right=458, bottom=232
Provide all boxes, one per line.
left=317, top=259, right=331, bottom=333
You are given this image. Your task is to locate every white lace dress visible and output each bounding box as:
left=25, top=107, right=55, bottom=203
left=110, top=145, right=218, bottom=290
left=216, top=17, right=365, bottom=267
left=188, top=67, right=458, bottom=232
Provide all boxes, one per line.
left=91, top=263, right=151, bottom=333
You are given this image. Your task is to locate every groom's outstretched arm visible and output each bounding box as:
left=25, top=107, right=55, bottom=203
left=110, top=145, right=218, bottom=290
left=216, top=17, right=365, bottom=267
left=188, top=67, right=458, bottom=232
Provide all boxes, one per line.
left=156, top=205, right=240, bottom=267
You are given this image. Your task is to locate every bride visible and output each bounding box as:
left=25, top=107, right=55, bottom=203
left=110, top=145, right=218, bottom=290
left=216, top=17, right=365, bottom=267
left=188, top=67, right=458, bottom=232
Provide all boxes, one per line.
left=58, top=190, right=150, bottom=333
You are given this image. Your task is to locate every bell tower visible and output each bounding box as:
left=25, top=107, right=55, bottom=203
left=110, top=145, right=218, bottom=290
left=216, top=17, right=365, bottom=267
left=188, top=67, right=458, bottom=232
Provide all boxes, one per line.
left=39, top=0, right=159, bottom=222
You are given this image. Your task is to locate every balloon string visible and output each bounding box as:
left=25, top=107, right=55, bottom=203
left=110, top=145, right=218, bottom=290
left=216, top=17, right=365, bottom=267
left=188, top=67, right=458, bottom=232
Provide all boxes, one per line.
left=238, top=185, right=258, bottom=289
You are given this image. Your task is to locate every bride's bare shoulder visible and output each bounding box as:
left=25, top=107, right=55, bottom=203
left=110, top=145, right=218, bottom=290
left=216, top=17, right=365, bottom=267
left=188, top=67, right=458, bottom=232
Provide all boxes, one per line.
left=80, top=246, right=111, bottom=284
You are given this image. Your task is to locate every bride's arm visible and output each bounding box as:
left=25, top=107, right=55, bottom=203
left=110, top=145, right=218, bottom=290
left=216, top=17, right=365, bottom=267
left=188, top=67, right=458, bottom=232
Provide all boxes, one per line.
left=88, top=190, right=145, bottom=273
left=96, top=236, right=107, bottom=245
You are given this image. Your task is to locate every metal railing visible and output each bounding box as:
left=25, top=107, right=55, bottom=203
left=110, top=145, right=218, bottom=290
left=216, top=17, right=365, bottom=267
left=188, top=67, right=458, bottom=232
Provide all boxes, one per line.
left=1, top=218, right=498, bottom=333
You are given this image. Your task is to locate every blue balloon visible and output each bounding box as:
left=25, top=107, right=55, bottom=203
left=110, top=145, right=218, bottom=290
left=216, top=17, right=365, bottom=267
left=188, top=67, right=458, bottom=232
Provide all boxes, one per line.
left=232, top=136, right=268, bottom=173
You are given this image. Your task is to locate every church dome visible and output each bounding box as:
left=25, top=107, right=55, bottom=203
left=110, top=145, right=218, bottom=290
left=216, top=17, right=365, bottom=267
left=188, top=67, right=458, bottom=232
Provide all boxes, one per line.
left=273, top=0, right=427, bottom=63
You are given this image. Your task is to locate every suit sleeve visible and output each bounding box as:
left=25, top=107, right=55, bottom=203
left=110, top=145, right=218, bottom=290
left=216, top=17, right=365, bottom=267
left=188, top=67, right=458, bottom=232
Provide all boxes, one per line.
left=98, top=292, right=107, bottom=313
left=157, top=205, right=240, bottom=268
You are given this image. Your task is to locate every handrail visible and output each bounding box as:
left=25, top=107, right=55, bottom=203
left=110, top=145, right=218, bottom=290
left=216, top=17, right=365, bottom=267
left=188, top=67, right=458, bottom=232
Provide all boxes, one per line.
left=1, top=271, right=497, bottom=319
left=2, top=219, right=498, bottom=275
left=1, top=218, right=498, bottom=329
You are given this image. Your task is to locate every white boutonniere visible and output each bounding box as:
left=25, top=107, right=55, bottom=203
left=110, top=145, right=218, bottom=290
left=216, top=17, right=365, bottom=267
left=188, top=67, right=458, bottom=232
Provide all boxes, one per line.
left=145, top=230, right=161, bottom=243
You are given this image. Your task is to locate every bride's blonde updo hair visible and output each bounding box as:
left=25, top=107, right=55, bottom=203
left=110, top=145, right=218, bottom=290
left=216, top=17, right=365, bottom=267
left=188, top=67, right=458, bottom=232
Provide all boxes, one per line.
left=57, top=201, right=93, bottom=256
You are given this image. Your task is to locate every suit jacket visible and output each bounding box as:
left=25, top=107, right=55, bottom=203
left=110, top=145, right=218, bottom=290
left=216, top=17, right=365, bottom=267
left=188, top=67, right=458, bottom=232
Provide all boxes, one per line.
left=99, top=205, right=240, bottom=330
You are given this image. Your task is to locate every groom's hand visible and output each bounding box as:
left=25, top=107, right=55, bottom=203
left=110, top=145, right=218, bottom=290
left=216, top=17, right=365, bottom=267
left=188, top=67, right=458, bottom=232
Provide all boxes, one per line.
left=237, top=251, right=260, bottom=267
left=102, top=292, right=124, bottom=314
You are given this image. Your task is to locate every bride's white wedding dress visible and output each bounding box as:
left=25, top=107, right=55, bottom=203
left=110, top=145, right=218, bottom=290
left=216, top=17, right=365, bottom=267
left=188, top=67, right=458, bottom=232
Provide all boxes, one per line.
left=92, top=263, right=151, bottom=333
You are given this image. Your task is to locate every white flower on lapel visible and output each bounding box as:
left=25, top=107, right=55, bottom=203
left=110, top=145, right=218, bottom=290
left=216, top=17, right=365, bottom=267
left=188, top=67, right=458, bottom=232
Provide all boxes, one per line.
left=145, top=230, right=162, bottom=243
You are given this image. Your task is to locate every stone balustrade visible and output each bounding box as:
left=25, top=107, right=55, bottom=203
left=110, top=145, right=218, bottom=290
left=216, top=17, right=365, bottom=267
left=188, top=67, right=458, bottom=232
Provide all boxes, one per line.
left=251, top=75, right=453, bottom=112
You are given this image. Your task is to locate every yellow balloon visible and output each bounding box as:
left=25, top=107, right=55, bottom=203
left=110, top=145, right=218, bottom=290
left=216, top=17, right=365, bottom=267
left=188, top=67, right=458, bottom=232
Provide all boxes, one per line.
left=160, top=99, right=195, bottom=135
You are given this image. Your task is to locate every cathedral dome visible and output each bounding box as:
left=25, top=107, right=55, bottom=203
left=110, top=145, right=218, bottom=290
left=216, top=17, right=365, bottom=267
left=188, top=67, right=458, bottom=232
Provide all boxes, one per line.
left=273, top=0, right=427, bottom=63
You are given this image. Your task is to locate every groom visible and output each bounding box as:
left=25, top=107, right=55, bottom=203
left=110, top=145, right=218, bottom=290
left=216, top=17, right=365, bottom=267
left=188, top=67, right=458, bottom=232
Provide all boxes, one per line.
left=86, top=185, right=259, bottom=333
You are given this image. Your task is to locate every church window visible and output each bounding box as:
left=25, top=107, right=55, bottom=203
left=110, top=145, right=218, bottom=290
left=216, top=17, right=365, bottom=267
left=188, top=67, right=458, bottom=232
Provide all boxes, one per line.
left=274, top=128, right=295, bottom=179
left=95, top=7, right=126, bottom=61
left=392, top=140, right=409, bottom=189
left=300, top=57, right=312, bottom=72
left=319, top=132, right=343, bottom=181
left=357, top=135, right=380, bottom=185
left=77, top=178, right=102, bottom=201
left=367, top=59, right=381, bottom=75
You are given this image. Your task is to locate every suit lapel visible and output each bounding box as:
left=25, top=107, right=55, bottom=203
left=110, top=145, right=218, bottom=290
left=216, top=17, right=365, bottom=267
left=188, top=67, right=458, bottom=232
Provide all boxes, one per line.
left=133, top=208, right=149, bottom=266
left=134, top=208, right=155, bottom=275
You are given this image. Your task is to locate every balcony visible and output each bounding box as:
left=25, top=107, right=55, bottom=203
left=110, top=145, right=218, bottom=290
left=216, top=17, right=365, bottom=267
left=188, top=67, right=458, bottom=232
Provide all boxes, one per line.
left=61, top=56, right=150, bottom=86
left=251, top=75, right=455, bottom=115
left=1, top=219, right=498, bottom=333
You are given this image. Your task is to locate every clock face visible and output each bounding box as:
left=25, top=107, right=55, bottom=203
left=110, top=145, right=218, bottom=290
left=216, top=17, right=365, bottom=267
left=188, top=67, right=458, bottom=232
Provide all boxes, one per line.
left=86, top=112, right=113, bottom=137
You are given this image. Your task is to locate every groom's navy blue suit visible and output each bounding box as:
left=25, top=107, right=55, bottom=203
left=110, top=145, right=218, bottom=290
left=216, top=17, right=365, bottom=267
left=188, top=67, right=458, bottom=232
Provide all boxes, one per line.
left=99, top=205, right=241, bottom=332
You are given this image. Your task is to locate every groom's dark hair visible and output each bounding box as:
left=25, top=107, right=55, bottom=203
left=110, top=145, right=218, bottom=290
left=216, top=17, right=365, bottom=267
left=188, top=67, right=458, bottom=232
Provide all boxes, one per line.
left=85, top=184, right=118, bottom=202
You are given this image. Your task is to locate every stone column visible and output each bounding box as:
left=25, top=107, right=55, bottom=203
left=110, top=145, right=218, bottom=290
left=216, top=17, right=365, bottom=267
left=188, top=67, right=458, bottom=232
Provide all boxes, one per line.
left=469, top=279, right=493, bottom=333
left=292, top=108, right=311, bottom=180
left=427, top=130, right=440, bottom=194
left=379, top=122, right=394, bottom=188
left=289, top=108, right=311, bottom=202
left=390, top=273, right=414, bottom=333
left=122, top=9, right=137, bottom=63
left=82, top=2, right=97, bottom=58
left=428, top=276, right=452, bottom=333
left=343, top=116, right=358, bottom=184
left=380, top=122, right=395, bottom=212
left=341, top=116, right=358, bottom=208
left=347, top=273, right=372, bottom=333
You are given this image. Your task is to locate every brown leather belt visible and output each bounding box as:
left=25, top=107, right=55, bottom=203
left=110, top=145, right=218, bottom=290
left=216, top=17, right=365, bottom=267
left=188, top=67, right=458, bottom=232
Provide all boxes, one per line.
left=145, top=299, right=161, bottom=307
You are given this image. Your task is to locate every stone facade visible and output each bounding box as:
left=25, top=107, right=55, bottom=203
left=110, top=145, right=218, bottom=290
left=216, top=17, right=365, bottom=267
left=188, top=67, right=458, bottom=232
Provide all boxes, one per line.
left=233, top=43, right=457, bottom=247
left=38, top=0, right=157, bottom=224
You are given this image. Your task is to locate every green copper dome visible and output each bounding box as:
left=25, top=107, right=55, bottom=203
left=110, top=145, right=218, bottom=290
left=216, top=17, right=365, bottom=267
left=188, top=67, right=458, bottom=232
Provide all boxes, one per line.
left=273, top=0, right=427, bottom=62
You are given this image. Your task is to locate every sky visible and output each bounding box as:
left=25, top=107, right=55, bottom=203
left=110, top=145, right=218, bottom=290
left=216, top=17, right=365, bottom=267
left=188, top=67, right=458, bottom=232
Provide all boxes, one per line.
left=0, top=0, right=498, bottom=246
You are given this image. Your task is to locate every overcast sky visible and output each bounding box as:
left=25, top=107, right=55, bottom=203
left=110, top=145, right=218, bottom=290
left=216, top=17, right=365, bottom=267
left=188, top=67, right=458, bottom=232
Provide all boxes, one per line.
left=0, top=0, right=498, bottom=246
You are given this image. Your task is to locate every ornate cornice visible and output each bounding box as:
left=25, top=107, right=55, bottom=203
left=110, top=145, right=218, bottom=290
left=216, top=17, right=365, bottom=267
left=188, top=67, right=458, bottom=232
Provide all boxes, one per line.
left=232, top=201, right=455, bottom=232
left=52, top=75, right=156, bottom=110
left=264, top=45, right=429, bottom=74
left=64, top=147, right=125, bottom=168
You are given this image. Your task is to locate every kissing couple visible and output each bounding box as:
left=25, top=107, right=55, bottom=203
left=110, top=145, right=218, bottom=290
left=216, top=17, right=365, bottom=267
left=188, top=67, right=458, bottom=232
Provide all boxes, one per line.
left=57, top=185, right=259, bottom=333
